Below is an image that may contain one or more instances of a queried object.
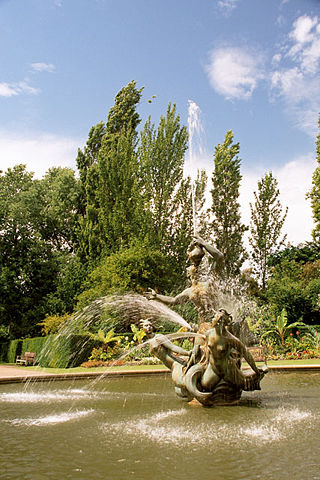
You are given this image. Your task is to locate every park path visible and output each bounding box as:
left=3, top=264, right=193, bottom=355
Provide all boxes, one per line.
left=0, top=365, right=47, bottom=377
left=0, top=364, right=169, bottom=384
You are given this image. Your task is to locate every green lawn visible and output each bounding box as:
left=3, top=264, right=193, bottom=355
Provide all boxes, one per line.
left=1, top=357, right=320, bottom=375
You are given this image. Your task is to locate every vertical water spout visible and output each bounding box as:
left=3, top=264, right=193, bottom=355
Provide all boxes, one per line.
left=187, top=100, right=204, bottom=235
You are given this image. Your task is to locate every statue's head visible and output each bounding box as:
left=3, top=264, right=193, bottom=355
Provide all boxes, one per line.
left=211, top=309, right=232, bottom=328
left=139, top=318, right=154, bottom=335
left=187, top=241, right=205, bottom=266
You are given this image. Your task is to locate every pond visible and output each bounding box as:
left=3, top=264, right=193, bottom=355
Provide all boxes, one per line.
left=0, top=372, right=320, bottom=480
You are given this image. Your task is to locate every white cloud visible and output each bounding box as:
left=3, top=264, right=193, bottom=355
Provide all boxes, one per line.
left=288, top=15, right=320, bottom=74
left=205, top=47, right=264, bottom=100
left=205, top=15, right=320, bottom=136
left=271, top=15, right=320, bottom=135
left=217, top=0, right=239, bottom=15
left=240, top=153, right=316, bottom=247
left=30, top=62, right=55, bottom=73
left=271, top=53, right=282, bottom=66
left=0, top=80, right=39, bottom=97
left=0, top=130, right=81, bottom=178
left=0, top=83, right=18, bottom=97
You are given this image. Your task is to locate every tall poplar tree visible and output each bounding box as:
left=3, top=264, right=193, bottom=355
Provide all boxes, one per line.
left=307, top=114, right=320, bottom=242
left=138, top=104, right=208, bottom=278
left=138, top=104, right=189, bottom=251
left=210, top=130, right=247, bottom=277
left=76, top=81, right=144, bottom=263
left=249, top=171, right=288, bottom=289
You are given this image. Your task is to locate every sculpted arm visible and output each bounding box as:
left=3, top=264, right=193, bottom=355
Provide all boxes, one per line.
left=159, top=336, right=191, bottom=356
left=146, top=288, right=191, bottom=306
left=193, top=236, right=223, bottom=272
left=228, top=335, right=260, bottom=374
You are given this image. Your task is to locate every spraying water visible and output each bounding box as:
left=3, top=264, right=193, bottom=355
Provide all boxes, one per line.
left=187, top=100, right=205, bottom=235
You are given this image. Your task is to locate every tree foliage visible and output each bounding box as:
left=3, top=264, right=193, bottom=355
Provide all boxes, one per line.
left=308, top=113, right=320, bottom=242
left=0, top=165, right=81, bottom=337
left=210, top=130, right=247, bottom=277
left=76, top=80, right=144, bottom=263
left=249, top=171, right=288, bottom=289
left=77, top=244, right=176, bottom=309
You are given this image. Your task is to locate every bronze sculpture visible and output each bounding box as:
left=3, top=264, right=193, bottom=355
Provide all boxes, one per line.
left=144, top=236, right=268, bottom=406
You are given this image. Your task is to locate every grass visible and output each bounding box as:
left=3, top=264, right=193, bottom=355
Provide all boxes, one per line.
left=1, top=357, right=320, bottom=375
left=262, top=358, right=320, bottom=366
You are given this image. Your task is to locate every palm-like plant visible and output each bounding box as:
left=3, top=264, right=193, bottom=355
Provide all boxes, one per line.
left=130, top=324, right=146, bottom=344
left=260, top=309, right=305, bottom=346
left=90, top=329, right=123, bottom=346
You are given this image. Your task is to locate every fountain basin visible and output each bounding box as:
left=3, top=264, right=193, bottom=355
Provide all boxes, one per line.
left=1, top=372, right=320, bottom=480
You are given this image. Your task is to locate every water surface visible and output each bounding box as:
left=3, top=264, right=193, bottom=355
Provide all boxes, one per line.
left=0, top=372, right=319, bottom=480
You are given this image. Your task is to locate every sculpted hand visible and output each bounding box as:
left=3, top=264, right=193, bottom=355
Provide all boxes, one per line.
left=192, top=235, right=206, bottom=247
left=145, top=288, right=157, bottom=300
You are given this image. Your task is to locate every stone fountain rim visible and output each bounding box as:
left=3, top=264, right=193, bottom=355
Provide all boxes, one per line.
left=0, top=364, right=320, bottom=384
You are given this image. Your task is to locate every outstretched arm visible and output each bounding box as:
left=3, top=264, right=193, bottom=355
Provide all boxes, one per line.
left=158, top=335, right=191, bottom=356
left=145, top=288, right=191, bottom=306
left=193, top=236, right=223, bottom=273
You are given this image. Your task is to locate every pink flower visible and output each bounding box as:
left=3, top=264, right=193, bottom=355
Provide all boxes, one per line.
left=296, top=331, right=300, bottom=335
left=289, top=333, right=293, bottom=336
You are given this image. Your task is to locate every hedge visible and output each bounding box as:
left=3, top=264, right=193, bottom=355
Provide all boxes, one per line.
left=38, top=334, right=100, bottom=368
left=0, top=342, right=9, bottom=362
left=0, top=334, right=99, bottom=368
left=7, top=339, right=22, bottom=363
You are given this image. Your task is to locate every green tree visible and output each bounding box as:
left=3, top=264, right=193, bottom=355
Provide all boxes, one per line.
left=138, top=104, right=189, bottom=251
left=210, top=130, right=247, bottom=277
left=76, top=81, right=144, bottom=263
left=0, top=166, right=58, bottom=336
left=77, top=244, right=175, bottom=309
left=139, top=104, right=208, bottom=279
left=249, top=171, right=288, bottom=289
left=31, top=167, right=80, bottom=251
left=0, top=165, right=82, bottom=337
left=307, top=113, right=320, bottom=242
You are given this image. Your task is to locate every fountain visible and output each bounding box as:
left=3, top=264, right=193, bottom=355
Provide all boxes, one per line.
left=140, top=235, right=268, bottom=406
left=1, top=234, right=320, bottom=479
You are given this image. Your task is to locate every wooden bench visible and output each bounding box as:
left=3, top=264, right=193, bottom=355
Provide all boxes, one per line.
left=16, top=352, right=36, bottom=366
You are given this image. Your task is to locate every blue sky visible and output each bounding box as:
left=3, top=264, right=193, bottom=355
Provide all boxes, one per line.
left=0, top=0, right=320, bottom=245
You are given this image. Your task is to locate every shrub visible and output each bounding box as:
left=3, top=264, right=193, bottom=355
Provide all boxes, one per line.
left=81, top=360, right=108, bottom=368
left=37, top=314, right=70, bottom=336
left=77, top=245, right=176, bottom=309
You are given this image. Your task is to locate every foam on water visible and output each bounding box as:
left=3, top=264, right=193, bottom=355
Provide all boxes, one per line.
left=0, top=390, right=97, bottom=403
left=101, top=406, right=315, bottom=447
left=6, top=409, right=94, bottom=426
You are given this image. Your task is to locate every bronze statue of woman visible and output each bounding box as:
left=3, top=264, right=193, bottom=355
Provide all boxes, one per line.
left=146, top=235, right=223, bottom=366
